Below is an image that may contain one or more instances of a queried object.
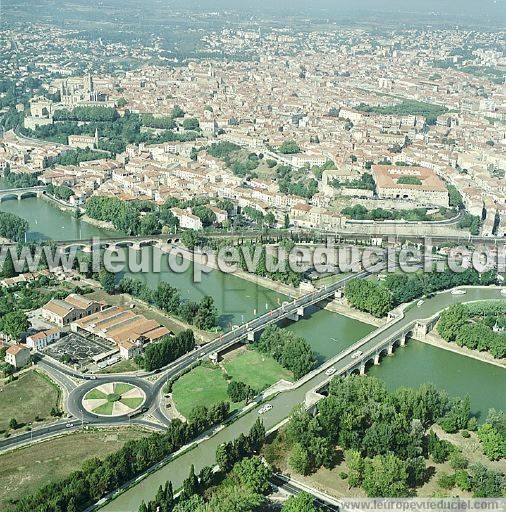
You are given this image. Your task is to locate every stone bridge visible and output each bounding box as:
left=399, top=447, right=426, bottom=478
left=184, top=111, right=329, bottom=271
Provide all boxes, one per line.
left=0, top=186, right=46, bottom=202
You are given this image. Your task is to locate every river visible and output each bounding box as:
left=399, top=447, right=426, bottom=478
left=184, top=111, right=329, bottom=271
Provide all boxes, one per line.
left=1, top=196, right=504, bottom=511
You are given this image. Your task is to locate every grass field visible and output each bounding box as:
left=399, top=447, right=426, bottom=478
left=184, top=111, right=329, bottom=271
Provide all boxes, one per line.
left=0, top=371, right=60, bottom=432
left=172, top=349, right=292, bottom=419
left=172, top=366, right=230, bottom=418
left=0, top=427, right=149, bottom=511
left=101, top=358, right=139, bottom=374
left=224, top=349, right=292, bottom=390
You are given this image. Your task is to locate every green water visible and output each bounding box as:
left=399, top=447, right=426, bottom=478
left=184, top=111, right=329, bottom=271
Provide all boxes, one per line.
left=3, top=196, right=505, bottom=512
left=368, top=341, right=506, bottom=420
left=0, top=196, right=118, bottom=241
left=2, top=197, right=504, bottom=408
left=283, top=306, right=375, bottom=363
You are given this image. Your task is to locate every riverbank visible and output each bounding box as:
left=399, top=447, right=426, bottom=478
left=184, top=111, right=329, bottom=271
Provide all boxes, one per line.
left=420, top=329, right=506, bottom=369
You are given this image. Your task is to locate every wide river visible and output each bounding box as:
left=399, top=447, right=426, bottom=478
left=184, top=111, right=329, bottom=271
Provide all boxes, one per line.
left=1, top=196, right=504, bottom=511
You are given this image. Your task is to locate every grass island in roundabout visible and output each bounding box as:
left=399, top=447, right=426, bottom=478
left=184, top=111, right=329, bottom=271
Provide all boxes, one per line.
left=82, top=382, right=146, bottom=417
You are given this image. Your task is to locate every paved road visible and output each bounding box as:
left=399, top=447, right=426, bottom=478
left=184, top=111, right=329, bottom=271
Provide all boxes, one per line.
left=102, top=286, right=504, bottom=511
left=271, top=474, right=341, bottom=511
left=0, top=272, right=360, bottom=453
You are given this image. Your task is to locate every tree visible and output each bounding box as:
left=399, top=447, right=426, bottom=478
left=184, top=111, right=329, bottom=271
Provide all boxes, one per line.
left=0, top=212, right=29, bottom=242
left=1, top=311, right=29, bottom=340
left=345, top=449, right=364, bottom=488
left=279, top=140, right=301, bottom=154
left=154, top=282, right=181, bottom=314
left=227, top=380, right=256, bottom=403
left=216, top=441, right=235, bottom=472
left=477, top=423, right=506, bottom=461
left=180, top=464, right=199, bottom=500
left=182, top=118, right=200, bottom=131
left=99, top=268, right=116, bottom=294
left=9, top=417, right=19, bottom=430
left=248, top=419, right=266, bottom=454
left=362, top=454, right=410, bottom=497
left=288, top=443, right=312, bottom=476
left=281, top=492, right=318, bottom=512
left=232, top=456, right=271, bottom=494
left=194, top=296, right=218, bottom=330
left=181, top=230, right=201, bottom=249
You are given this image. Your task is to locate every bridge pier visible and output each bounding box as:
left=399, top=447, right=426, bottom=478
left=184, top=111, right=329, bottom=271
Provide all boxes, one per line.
left=247, top=330, right=256, bottom=342
left=359, top=362, right=366, bottom=375
left=286, top=312, right=300, bottom=322
left=400, top=334, right=406, bottom=347
left=387, top=343, right=394, bottom=355
left=374, top=353, right=380, bottom=365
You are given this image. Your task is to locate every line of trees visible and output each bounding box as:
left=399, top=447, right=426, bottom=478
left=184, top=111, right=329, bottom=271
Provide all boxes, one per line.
left=2, top=167, right=40, bottom=188
left=46, top=183, right=74, bottom=201
left=11, top=409, right=234, bottom=512
left=139, top=419, right=267, bottom=512
left=0, top=212, right=29, bottom=242
left=345, top=269, right=497, bottom=318
left=118, top=277, right=219, bottom=331
left=355, top=100, right=448, bottom=125
left=50, top=148, right=105, bottom=166
left=341, top=204, right=450, bottom=222
left=437, top=304, right=506, bottom=359
left=252, top=325, right=317, bottom=380
left=85, top=196, right=178, bottom=235
left=237, top=241, right=302, bottom=287
left=140, top=329, right=195, bottom=371
left=279, top=375, right=504, bottom=497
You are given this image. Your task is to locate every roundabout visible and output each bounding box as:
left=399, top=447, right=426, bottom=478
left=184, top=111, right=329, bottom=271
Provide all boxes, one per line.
left=82, top=382, right=146, bottom=417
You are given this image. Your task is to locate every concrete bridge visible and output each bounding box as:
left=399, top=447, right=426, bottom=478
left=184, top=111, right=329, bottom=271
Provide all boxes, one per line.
left=0, top=186, right=46, bottom=202
left=205, top=272, right=367, bottom=360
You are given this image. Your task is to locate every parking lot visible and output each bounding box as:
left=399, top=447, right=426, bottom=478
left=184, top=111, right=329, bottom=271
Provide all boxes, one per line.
left=44, top=333, right=115, bottom=368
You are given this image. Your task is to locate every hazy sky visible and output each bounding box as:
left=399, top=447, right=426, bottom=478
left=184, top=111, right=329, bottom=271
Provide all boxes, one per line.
left=180, top=0, right=505, bottom=17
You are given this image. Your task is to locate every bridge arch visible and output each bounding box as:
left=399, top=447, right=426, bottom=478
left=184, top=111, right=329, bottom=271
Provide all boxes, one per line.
left=19, top=191, right=38, bottom=200
left=138, top=239, right=158, bottom=248
left=63, top=243, right=87, bottom=253
left=0, top=193, right=20, bottom=202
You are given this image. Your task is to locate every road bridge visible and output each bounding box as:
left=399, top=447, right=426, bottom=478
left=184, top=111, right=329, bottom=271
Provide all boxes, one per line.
left=15, top=228, right=505, bottom=253
left=0, top=186, right=46, bottom=202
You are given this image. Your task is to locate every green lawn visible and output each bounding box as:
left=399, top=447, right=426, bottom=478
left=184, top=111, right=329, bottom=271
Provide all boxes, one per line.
left=0, top=427, right=149, bottom=511
left=172, top=349, right=292, bottom=419
left=114, top=383, right=134, bottom=395
left=85, top=389, right=107, bottom=400
left=0, top=371, right=60, bottom=432
left=121, top=397, right=144, bottom=409
left=94, top=402, right=114, bottom=415
left=224, top=349, right=292, bottom=391
left=100, top=358, right=139, bottom=374
left=172, top=366, right=230, bottom=419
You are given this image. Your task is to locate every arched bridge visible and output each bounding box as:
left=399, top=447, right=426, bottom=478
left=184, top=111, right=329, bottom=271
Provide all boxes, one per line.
left=0, top=186, right=47, bottom=202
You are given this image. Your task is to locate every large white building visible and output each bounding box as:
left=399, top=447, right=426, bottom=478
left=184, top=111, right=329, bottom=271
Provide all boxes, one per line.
left=372, top=165, right=449, bottom=208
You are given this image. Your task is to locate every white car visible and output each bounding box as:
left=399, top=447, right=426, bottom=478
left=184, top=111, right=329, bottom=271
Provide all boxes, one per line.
left=451, top=289, right=466, bottom=295
left=258, top=404, right=273, bottom=415
left=325, top=367, right=336, bottom=376
left=351, top=350, right=363, bottom=359
left=65, top=423, right=74, bottom=428
left=416, top=300, right=424, bottom=307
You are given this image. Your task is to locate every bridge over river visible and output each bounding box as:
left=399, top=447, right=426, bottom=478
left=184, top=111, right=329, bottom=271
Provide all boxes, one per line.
left=98, top=285, right=504, bottom=512
left=0, top=186, right=46, bottom=202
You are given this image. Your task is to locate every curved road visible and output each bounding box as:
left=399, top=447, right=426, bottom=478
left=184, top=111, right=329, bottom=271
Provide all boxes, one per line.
left=101, top=286, right=504, bottom=511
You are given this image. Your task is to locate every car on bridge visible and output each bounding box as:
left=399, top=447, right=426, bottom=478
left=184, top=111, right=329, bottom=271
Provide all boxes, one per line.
left=351, top=350, right=363, bottom=359
left=325, top=367, right=336, bottom=376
